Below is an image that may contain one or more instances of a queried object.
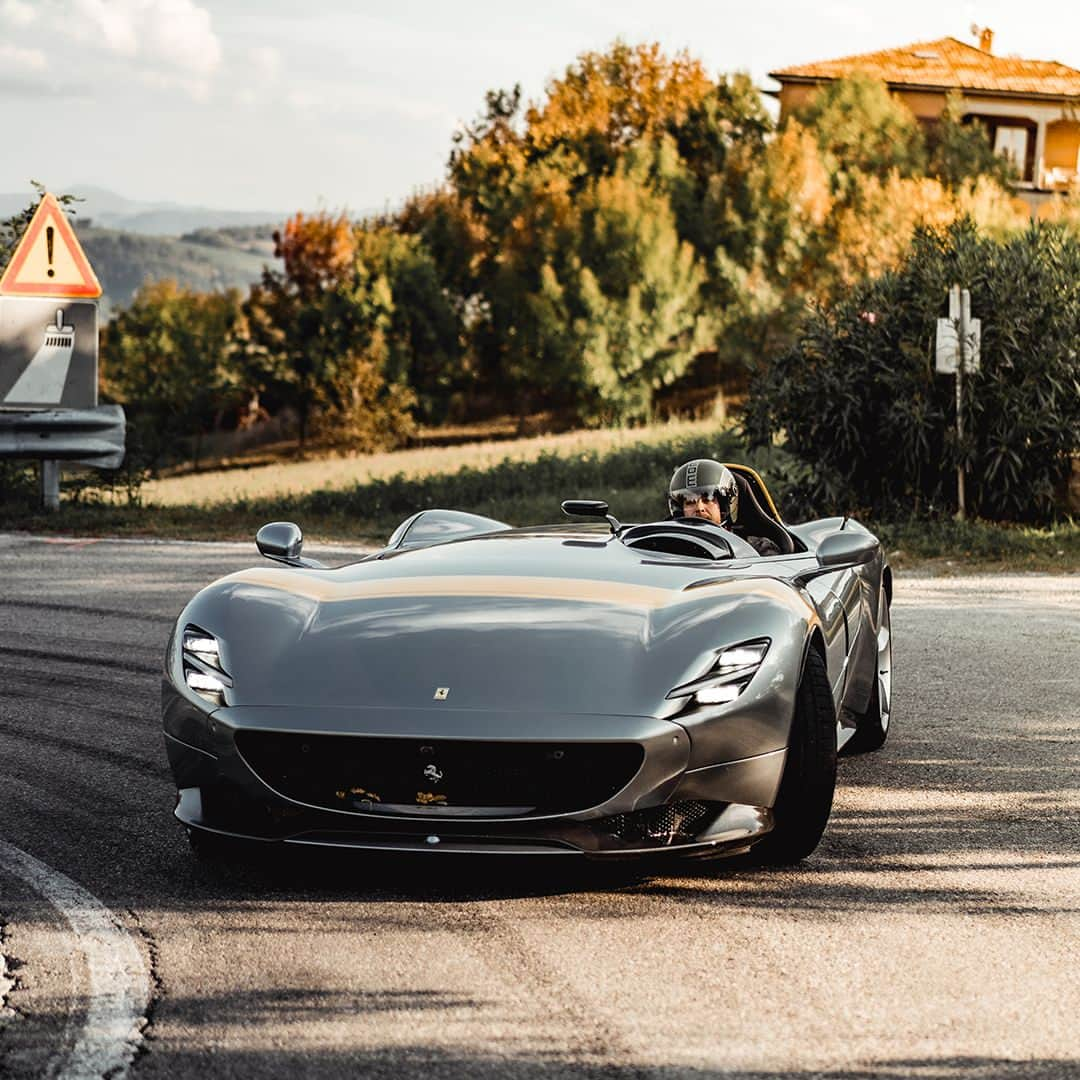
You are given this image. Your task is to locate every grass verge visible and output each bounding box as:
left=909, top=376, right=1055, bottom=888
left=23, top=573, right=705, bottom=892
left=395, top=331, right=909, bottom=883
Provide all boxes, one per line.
left=1, top=429, right=1076, bottom=572
left=140, top=417, right=732, bottom=506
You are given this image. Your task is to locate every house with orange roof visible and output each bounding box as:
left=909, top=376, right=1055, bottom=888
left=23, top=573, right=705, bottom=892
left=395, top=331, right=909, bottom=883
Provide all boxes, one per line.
left=769, top=30, right=1080, bottom=210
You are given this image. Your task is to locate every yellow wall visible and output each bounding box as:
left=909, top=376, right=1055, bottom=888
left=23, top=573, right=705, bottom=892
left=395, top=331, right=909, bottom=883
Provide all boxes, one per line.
left=777, top=82, right=943, bottom=123
left=776, top=83, right=820, bottom=121
left=892, top=90, right=946, bottom=120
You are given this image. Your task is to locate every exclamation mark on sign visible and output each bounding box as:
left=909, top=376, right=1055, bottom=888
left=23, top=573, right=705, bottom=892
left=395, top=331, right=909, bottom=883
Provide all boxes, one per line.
left=46, top=225, right=55, bottom=277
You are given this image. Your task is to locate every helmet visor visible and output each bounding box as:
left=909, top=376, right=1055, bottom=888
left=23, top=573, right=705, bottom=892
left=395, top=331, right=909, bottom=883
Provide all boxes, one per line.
left=671, top=486, right=733, bottom=513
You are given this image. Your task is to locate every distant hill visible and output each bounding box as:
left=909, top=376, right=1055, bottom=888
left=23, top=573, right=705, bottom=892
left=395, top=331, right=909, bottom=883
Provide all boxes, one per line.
left=1, top=185, right=392, bottom=316
left=76, top=222, right=282, bottom=317
left=0, top=185, right=288, bottom=236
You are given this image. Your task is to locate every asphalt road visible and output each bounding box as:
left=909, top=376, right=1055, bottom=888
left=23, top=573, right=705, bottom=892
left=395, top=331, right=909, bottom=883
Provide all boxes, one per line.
left=0, top=534, right=1077, bottom=1079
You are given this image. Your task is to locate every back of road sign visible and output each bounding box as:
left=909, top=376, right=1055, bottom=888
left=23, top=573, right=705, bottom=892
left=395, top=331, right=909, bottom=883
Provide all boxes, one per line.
left=0, top=193, right=102, bottom=299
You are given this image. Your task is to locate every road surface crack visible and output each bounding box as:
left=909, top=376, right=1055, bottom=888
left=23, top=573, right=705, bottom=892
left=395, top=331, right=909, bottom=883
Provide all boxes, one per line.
left=126, top=909, right=162, bottom=1066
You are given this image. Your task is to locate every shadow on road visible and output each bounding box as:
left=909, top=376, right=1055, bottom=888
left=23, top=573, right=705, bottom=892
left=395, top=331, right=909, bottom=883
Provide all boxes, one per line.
left=121, top=1035, right=1080, bottom=1080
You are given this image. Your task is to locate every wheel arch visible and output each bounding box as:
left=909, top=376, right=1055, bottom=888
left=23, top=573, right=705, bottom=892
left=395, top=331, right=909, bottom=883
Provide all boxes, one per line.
left=805, top=625, right=828, bottom=669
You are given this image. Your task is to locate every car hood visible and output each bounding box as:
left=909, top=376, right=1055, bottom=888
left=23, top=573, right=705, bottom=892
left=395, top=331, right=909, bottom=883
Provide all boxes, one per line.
left=183, top=555, right=811, bottom=717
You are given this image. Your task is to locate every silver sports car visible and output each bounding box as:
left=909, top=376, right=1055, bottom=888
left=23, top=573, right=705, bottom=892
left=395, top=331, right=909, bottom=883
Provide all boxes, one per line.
left=162, top=465, right=892, bottom=865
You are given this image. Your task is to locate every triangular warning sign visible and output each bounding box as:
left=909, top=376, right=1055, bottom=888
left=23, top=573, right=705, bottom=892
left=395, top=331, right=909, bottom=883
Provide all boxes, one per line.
left=0, top=192, right=101, bottom=298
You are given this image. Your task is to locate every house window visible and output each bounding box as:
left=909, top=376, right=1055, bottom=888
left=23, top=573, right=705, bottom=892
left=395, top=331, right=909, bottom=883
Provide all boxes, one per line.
left=993, top=125, right=1028, bottom=169
left=964, top=114, right=1038, bottom=182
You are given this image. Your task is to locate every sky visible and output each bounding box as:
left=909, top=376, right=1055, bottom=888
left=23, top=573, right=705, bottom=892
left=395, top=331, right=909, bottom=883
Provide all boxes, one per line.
left=2, top=0, right=1079, bottom=216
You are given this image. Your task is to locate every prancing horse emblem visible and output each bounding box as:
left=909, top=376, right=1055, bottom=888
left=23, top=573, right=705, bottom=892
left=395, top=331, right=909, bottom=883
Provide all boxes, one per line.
left=433, top=687, right=450, bottom=700
left=423, top=764, right=444, bottom=783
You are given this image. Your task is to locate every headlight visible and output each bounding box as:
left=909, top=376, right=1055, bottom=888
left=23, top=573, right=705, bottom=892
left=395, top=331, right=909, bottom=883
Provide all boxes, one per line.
left=667, top=639, right=770, bottom=708
left=181, top=625, right=232, bottom=706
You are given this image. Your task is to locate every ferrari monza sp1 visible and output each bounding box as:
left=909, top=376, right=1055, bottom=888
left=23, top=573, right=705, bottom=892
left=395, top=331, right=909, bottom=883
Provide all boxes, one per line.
left=162, top=466, right=892, bottom=865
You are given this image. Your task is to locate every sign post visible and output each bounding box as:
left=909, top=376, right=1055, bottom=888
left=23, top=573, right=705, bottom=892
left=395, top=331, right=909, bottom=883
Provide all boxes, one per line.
left=0, top=192, right=120, bottom=510
left=936, top=286, right=980, bottom=521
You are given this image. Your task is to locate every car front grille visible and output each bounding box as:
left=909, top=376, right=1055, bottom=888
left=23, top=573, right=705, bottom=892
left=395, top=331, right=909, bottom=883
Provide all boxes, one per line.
left=235, top=732, right=645, bottom=817
left=601, top=800, right=715, bottom=845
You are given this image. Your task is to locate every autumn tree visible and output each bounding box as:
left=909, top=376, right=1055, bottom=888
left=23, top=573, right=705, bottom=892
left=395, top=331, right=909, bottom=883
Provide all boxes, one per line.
left=794, top=74, right=927, bottom=192
left=246, top=211, right=416, bottom=450
left=441, top=42, right=730, bottom=421
left=569, top=158, right=712, bottom=421
left=524, top=40, right=714, bottom=174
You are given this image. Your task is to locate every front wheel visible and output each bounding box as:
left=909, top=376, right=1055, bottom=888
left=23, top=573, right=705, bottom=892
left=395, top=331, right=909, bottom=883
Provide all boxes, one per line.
left=753, top=648, right=837, bottom=865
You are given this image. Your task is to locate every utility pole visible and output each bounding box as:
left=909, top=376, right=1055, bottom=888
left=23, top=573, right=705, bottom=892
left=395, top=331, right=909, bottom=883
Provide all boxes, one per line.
left=956, top=287, right=969, bottom=521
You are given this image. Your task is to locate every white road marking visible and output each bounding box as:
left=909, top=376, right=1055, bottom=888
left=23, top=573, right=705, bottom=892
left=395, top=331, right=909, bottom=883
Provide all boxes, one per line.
left=0, top=841, right=150, bottom=1080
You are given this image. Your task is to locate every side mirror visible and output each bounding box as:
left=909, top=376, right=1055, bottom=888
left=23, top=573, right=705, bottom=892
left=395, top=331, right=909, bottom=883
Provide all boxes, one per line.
left=561, top=499, right=620, bottom=535
left=561, top=500, right=609, bottom=518
left=816, top=531, right=878, bottom=569
left=256, top=521, right=303, bottom=561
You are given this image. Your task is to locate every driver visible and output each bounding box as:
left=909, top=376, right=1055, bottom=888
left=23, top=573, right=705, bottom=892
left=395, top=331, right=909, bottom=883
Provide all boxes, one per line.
left=668, top=459, right=780, bottom=557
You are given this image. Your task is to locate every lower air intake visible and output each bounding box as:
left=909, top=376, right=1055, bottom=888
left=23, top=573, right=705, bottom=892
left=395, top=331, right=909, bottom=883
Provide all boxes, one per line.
left=602, top=801, right=715, bottom=845
left=235, top=732, right=644, bottom=817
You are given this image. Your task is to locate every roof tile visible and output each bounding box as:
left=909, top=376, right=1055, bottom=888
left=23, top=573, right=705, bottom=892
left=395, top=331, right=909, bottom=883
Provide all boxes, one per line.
left=770, top=37, right=1080, bottom=98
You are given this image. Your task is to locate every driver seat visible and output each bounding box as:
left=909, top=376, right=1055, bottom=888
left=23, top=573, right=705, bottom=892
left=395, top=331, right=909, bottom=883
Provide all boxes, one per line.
left=731, top=472, right=795, bottom=555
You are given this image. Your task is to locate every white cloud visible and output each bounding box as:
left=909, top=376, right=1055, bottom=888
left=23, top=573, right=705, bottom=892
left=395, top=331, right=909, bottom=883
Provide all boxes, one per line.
left=64, top=0, right=222, bottom=76
left=143, top=0, right=221, bottom=77
left=71, top=0, right=139, bottom=55
left=284, top=81, right=454, bottom=125
left=0, top=0, right=37, bottom=26
left=248, top=45, right=280, bottom=81
left=136, top=65, right=211, bottom=102
left=0, top=43, right=47, bottom=71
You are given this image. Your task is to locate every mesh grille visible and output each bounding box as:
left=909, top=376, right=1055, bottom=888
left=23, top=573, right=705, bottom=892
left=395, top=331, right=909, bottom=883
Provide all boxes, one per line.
left=235, top=732, right=644, bottom=817
left=602, top=801, right=715, bottom=845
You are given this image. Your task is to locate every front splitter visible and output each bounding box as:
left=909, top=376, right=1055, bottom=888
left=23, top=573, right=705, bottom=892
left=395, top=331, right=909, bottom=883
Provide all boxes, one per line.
left=180, top=801, right=773, bottom=860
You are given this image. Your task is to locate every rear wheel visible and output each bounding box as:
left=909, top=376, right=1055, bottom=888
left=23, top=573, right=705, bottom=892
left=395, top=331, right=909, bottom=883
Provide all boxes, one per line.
left=846, top=585, right=892, bottom=754
left=754, top=648, right=837, bottom=865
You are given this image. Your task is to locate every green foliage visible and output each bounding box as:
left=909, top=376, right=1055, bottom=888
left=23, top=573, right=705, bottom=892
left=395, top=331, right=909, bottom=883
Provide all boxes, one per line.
left=745, top=220, right=1080, bottom=522
left=926, top=93, right=1017, bottom=190
left=570, top=157, right=712, bottom=421
left=244, top=211, right=418, bottom=450
left=793, top=75, right=926, bottom=191
left=0, top=461, right=37, bottom=506
left=352, top=227, right=464, bottom=423
left=101, top=280, right=246, bottom=471
left=435, top=59, right=1026, bottom=427
left=9, top=46, right=1041, bottom=469
left=442, top=45, right=728, bottom=422
left=876, top=516, right=1080, bottom=567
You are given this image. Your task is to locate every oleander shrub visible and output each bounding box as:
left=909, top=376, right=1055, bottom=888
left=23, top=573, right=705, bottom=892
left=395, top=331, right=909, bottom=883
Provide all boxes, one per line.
left=745, top=219, right=1080, bottom=521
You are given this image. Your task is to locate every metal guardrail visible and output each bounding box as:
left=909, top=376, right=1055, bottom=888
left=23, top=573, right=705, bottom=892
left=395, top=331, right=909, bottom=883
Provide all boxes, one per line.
left=0, top=405, right=126, bottom=509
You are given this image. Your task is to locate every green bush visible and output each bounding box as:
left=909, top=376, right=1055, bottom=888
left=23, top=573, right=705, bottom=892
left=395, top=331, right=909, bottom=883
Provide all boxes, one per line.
left=746, top=219, right=1080, bottom=522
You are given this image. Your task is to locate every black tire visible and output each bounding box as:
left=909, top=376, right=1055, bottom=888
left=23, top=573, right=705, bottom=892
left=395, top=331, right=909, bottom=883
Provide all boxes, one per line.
left=754, top=647, right=837, bottom=865
left=845, top=586, right=892, bottom=754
